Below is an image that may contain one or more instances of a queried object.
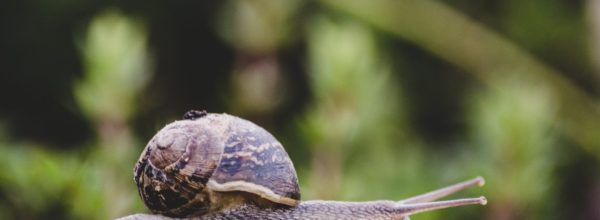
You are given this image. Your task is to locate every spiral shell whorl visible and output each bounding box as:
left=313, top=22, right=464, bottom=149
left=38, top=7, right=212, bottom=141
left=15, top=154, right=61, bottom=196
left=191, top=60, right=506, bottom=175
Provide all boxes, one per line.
left=134, top=116, right=227, bottom=217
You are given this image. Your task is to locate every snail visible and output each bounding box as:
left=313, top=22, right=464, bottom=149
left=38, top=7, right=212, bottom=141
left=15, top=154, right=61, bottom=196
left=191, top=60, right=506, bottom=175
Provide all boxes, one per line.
left=131, top=110, right=486, bottom=220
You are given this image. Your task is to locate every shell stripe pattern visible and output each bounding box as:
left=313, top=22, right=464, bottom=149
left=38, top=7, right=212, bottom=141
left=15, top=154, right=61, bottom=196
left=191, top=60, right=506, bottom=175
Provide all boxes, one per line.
left=210, top=115, right=301, bottom=204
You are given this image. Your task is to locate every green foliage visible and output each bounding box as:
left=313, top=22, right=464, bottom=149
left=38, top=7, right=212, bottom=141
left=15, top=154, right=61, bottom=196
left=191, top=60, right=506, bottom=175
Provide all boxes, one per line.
left=0, top=9, right=153, bottom=219
left=75, top=9, right=151, bottom=123
left=1, top=1, right=599, bottom=219
left=300, top=15, right=410, bottom=200
left=469, top=80, right=558, bottom=218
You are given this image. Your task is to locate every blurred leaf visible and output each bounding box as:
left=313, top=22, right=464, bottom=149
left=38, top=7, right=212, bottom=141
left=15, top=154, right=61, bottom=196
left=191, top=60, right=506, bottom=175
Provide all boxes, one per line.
left=320, top=0, right=600, bottom=158
left=468, top=79, right=558, bottom=218
left=217, top=0, right=301, bottom=53
left=75, top=9, right=151, bottom=123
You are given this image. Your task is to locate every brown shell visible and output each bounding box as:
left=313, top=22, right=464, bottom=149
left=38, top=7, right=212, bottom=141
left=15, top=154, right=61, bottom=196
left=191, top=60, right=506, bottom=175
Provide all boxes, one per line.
left=134, top=112, right=300, bottom=217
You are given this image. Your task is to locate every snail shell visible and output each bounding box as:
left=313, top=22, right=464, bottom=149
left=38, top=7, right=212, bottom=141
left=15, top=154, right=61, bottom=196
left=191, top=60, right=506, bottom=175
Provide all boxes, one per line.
left=134, top=111, right=300, bottom=217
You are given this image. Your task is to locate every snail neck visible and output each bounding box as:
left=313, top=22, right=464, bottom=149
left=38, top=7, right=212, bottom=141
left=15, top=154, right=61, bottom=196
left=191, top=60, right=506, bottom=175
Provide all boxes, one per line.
left=194, top=198, right=486, bottom=220
left=193, top=200, right=399, bottom=220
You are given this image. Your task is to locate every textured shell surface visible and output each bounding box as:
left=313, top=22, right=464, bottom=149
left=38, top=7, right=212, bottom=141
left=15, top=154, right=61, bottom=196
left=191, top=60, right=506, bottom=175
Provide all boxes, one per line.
left=134, top=112, right=300, bottom=217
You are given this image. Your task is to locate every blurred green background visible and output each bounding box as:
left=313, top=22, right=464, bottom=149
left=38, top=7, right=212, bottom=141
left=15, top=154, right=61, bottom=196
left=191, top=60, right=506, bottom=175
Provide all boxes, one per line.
left=1, top=0, right=600, bottom=219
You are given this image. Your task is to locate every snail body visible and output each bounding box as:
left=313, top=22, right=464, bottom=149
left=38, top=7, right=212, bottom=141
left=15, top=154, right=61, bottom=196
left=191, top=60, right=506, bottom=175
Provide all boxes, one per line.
left=132, top=111, right=486, bottom=219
